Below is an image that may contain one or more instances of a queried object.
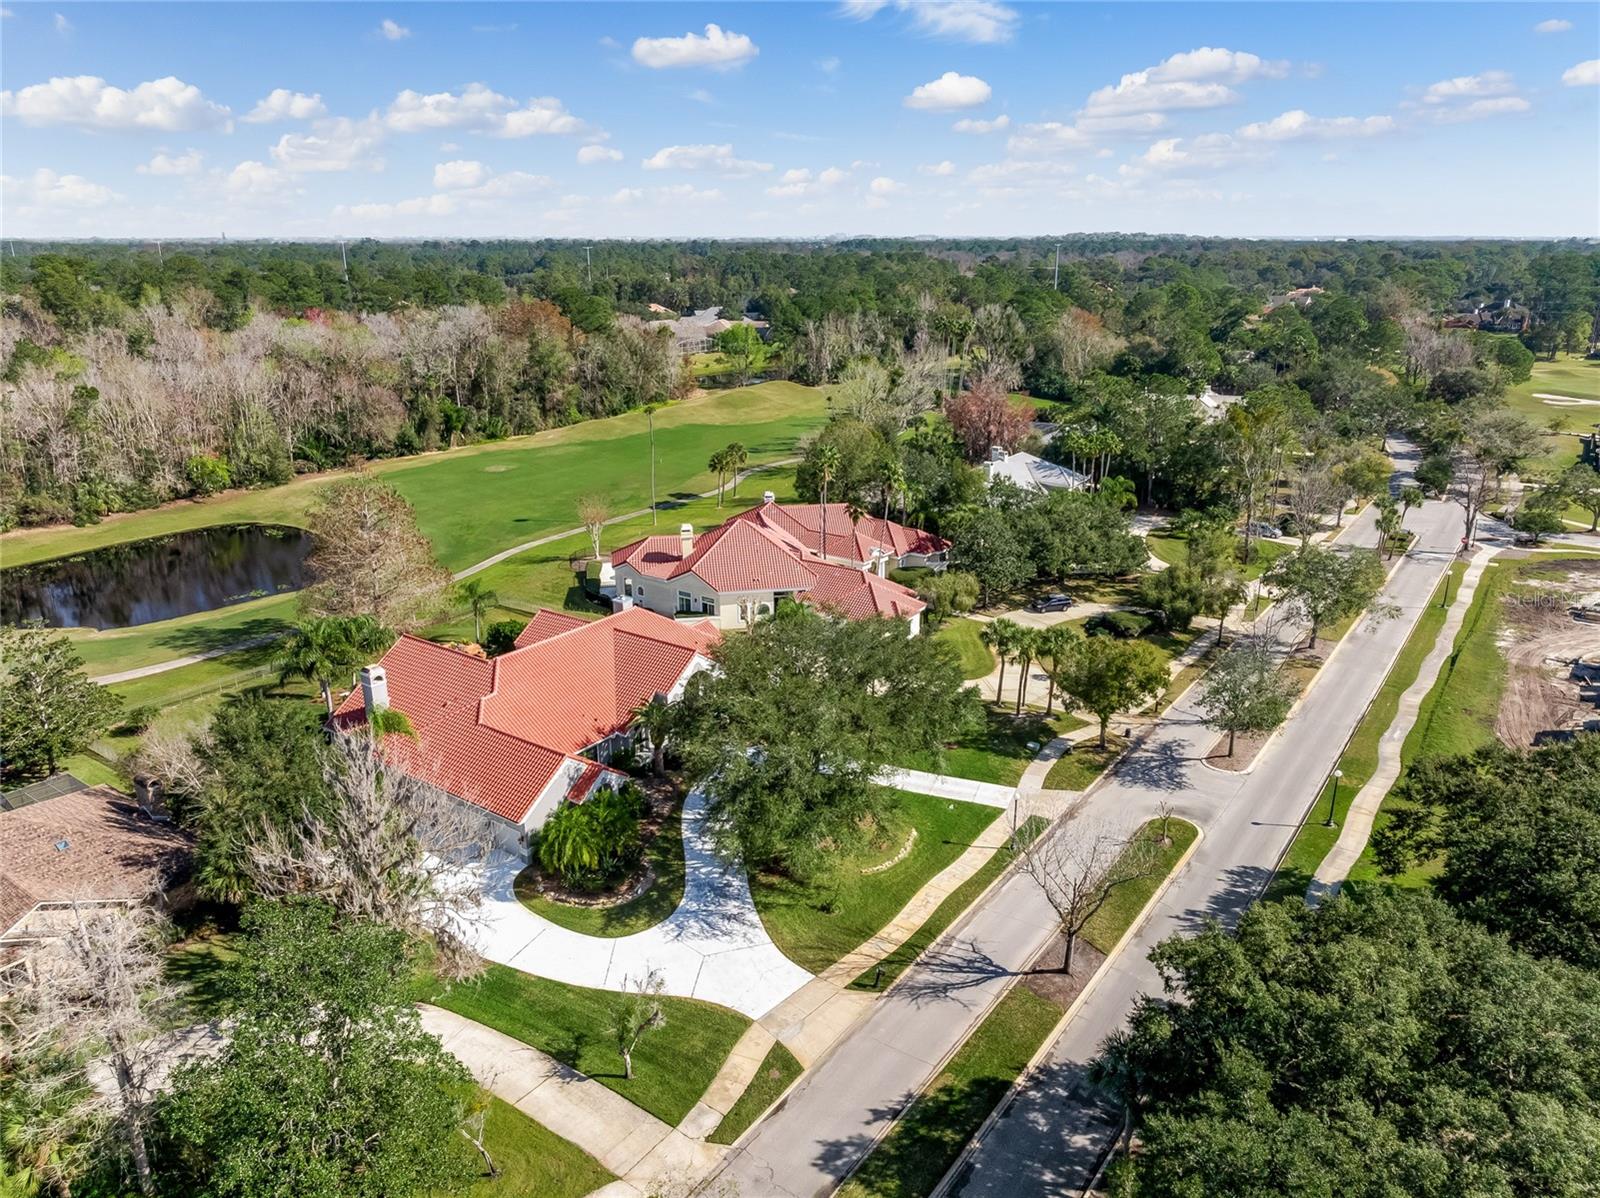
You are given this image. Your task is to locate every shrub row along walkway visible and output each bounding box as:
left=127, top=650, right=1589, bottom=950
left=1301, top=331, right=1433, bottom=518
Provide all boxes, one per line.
left=1304, top=546, right=1494, bottom=904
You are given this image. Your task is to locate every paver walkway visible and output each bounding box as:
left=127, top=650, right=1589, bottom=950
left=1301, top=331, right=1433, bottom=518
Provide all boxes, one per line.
left=418, top=1005, right=720, bottom=1194
left=468, top=788, right=812, bottom=1020
left=1305, top=547, right=1493, bottom=903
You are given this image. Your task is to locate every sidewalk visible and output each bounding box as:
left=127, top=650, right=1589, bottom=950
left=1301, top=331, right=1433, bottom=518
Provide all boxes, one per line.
left=1306, top=548, right=1493, bottom=902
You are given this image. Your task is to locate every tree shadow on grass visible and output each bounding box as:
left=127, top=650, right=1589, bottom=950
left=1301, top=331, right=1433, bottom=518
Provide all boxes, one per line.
left=154, top=614, right=293, bottom=657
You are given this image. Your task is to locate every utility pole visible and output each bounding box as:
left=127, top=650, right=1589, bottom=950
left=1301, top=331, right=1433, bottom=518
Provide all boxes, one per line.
left=585, top=245, right=593, bottom=290
left=155, top=239, right=164, bottom=267
left=1053, top=242, right=1061, bottom=290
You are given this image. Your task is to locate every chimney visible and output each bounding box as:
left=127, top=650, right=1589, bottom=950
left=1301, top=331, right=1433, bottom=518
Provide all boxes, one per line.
left=876, top=547, right=888, bottom=578
left=761, top=490, right=775, bottom=505
left=989, top=445, right=1006, bottom=463
left=361, top=665, right=388, bottom=713
left=679, top=522, right=694, bottom=556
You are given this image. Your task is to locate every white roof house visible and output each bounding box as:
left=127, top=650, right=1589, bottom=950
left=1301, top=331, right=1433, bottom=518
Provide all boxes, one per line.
left=1190, top=387, right=1242, bottom=423
left=984, top=447, right=1090, bottom=493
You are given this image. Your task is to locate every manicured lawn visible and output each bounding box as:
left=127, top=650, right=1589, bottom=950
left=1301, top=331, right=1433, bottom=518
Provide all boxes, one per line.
left=1147, top=531, right=1290, bottom=581
left=1, top=381, right=830, bottom=570
left=164, top=932, right=240, bottom=1021
left=932, top=617, right=994, bottom=680
left=65, top=592, right=298, bottom=677
left=895, top=709, right=1068, bottom=787
left=706, top=1042, right=804, bottom=1145
left=450, top=1096, right=615, bottom=1198
left=838, top=984, right=1064, bottom=1198
left=416, top=963, right=750, bottom=1127
left=1265, top=565, right=1461, bottom=902
left=1500, top=350, right=1600, bottom=473
left=1041, top=735, right=1126, bottom=791
left=850, top=816, right=1046, bottom=992
left=751, top=790, right=1002, bottom=974
left=1080, top=818, right=1199, bottom=954
left=514, top=800, right=687, bottom=937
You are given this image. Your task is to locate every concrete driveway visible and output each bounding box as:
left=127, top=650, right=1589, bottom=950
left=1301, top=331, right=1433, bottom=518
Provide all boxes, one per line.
left=466, top=788, right=813, bottom=1020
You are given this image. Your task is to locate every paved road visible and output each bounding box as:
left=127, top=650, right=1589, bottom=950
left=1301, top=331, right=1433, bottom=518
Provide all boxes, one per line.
left=712, top=483, right=1463, bottom=1198
left=948, top=495, right=1464, bottom=1198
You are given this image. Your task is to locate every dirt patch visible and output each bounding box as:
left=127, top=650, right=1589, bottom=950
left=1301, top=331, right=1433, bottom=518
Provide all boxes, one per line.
left=1495, top=561, right=1600, bottom=748
left=1019, top=931, right=1107, bottom=1010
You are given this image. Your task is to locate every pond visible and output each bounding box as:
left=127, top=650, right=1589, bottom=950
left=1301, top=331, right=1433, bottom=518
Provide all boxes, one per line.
left=1, top=524, right=313, bottom=630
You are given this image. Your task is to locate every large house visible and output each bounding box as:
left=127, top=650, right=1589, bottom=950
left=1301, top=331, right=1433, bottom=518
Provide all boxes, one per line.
left=984, top=446, right=1090, bottom=494
left=610, top=497, right=947, bottom=635
left=333, top=606, right=719, bottom=854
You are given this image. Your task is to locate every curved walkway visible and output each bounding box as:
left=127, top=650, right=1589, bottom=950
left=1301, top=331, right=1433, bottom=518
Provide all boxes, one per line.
left=468, top=788, right=813, bottom=1021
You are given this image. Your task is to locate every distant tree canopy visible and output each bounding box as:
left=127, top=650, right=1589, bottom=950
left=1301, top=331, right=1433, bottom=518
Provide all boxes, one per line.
left=1099, top=889, right=1600, bottom=1198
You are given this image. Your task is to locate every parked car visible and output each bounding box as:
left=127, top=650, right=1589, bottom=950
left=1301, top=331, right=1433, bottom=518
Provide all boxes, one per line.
left=1246, top=521, right=1281, bottom=540
left=1027, top=592, right=1075, bottom=613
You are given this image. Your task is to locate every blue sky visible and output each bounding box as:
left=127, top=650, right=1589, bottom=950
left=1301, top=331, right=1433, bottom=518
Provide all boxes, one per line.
left=3, top=1, right=1597, bottom=239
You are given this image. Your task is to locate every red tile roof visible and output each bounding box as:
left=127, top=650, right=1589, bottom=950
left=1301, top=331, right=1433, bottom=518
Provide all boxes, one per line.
left=333, top=607, right=717, bottom=824
left=611, top=502, right=932, bottom=622
left=514, top=608, right=590, bottom=648
left=729, top=502, right=949, bottom=562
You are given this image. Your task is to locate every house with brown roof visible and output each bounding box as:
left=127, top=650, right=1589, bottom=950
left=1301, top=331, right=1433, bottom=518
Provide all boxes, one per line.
left=0, top=785, right=193, bottom=953
left=333, top=605, right=719, bottom=855
left=610, top=496, right=946, bottom=636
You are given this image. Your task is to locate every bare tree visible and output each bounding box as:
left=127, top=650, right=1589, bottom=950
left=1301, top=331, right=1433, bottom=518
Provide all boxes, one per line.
left=577, top=494, right=609, bottom=561
left=1, top=901, right=181, bottom=1197
left=610, top=969, right=666, bottom=1081
left=245, top=734, right=491, bottom=981
left=1021, top=823, right=1160, bottom=974
left=1286, top=456, right=1340, bottom=544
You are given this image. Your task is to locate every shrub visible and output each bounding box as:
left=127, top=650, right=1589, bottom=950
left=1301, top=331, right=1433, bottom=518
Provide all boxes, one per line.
left=1085, top=610, right=1152, bottom=639
left=536, top=783, right=645, bottom=890
left=185, top=453, right=233, bottom=497
left=483, top=620, right=524, bottom=657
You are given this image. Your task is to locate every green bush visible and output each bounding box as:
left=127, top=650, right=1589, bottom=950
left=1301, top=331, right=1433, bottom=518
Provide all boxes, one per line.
left=1086, top=610, right=1152, bottom=639
left=483, top=620, right=524, bottom=657
left=185, top=453, right=233, bottom=497
left=536, top=784, right=645, bottom=890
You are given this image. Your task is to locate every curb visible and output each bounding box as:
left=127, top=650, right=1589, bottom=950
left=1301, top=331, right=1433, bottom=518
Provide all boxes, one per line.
left=927, top=822, right=1205, bottom=1198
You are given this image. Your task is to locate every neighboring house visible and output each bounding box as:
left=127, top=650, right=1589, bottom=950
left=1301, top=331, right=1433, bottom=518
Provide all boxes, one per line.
left=984, top=446, right=1090, bottom=494
left=611, top=497, right=945, bottom=636
left=1264, top=286, right=1325, bottom=311
left=0, top=784, right=193, bottom=960
left=665, top=306, right=771, bottom=354
left=1188, top=386, right=1243, bottom=423
left=333, top=606, right=720, bottom=855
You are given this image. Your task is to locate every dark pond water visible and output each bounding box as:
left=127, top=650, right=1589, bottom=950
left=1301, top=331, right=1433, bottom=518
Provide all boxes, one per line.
left=1, top=525, right=313, bottom=630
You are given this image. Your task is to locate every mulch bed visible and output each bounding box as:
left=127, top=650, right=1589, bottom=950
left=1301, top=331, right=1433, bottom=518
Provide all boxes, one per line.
left=1019, top=931, right=1108, bottom=1011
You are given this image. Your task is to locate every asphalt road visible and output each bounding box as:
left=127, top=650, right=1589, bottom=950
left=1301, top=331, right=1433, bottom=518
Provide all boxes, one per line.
left=711, top=482, right=1464, bottom=1198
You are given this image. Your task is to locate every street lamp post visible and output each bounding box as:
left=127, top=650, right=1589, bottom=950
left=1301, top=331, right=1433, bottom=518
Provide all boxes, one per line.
left=1322, top=768, right=1343, bottom=827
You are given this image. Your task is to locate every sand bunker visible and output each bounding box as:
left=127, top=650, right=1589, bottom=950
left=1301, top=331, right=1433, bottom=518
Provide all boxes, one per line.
left=1535, top=393, right=1600, bottom=406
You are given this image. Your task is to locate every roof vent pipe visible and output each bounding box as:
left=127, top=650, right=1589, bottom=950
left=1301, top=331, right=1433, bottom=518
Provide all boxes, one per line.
left=762, top=490, right=776, bottom=505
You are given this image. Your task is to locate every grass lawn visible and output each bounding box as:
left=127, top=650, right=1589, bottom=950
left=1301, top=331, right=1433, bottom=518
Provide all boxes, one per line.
left=449, top=1096, right=615, bottom=1198
left=895, top=708, right=1067, bottom=787
left=416, top=963, right=749, bottom=1127
left=751, top=790, right=1002, bottom=975
left=1265, top=565, right=1461, bottom=902
left=1, top=381, right=830, bottom=571
left=839, top=818, right=1196, bottom=1198
left=1042, top=735, right=1125, bottom=791
left=514, top=801, right=687, bottom=937
left=1146, top=531, right=1289, bottom=581
left=164, top=931, right=241, bottom=1021
left=838, top=984, right=1064, bottom=1198
left=932, top=617, right=994, bottom=680
left=706, top=1042, right=804, bottom=1145
left=850, top=816, right=1046, bottom=993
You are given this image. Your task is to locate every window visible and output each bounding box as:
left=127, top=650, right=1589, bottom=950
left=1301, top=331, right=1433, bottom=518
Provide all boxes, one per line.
left=677, top=589, right=693, bottom=613
left=636, top=586, right=645, bottom=602
left=623, top=578, right=634, bottom=598
left=701, top=596, right=716, bottom=615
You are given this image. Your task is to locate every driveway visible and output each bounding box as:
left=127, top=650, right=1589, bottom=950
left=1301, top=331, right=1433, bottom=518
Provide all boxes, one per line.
left=467, top=788, right=813, bottom=1020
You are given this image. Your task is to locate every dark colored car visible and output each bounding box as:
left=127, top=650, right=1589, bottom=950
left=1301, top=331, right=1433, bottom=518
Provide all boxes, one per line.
left=1026, top=593, right=1074, bottom=613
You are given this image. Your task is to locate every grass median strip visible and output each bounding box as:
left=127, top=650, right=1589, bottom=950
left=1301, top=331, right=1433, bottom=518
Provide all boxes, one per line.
left=839, top=817, right=1197, bottom=1198
left=706, top=1042, right=805, bottom=1145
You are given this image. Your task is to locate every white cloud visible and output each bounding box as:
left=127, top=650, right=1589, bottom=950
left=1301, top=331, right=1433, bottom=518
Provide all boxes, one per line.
left=905, top=71, right=991, bottom=110
left=642, top=143, right=772, bottom=175
left=243, top=88, right=326, bottom=123
left=1563, top=59, right=1600, bottom=86
left=1422, top=70, right=1516, bottom=103
left=2, top=167, right=116, bottom=208
left=607, top=183, right=723, bottom=205
left=384, top=84, right=596, bottom=138
left=577, top=144, right=624, bottom=164
left=433, top=159, right=488, bottom=189
left=1535, top=18, right=1573, bottom=33
left=840, top=1, right=1019, bottom=45
left=270, top=117, right=384, bottom=172
left=346, top=194, right=458, bottom=221
left=765, top=165, right=850, bottom=197
left=1438, top=95, right=1532, bottom=121
left=965, top=158, right=1076, bottom=187
left=868, top=176, right=904, bottom=195
left=817, top=56, right=841, bottom=73
left=1075, top=112, right=1168, bottom=135
left=919, top=160, right=956, bottom=176
left=1133, top=132, right=1258, bottom=173
left=952, top=113, right=1009, bottom=134
left=1007, top=121, right=1093, bottom=155
left=53, top=11, right=71, bottom=35
left=458, top=170, right=551, bottom=198
left=137, top=148, right=203, bottom=175
left=1081, top=47, right=1288, bottom=119
left=379, top=18, right=410, bottom=40
left=0, top=74, right=231, bottom=131
left=1237, top=109, right=1395, bottom=140
left=632, top=23, right=758, bottom=69
left=688, top=88, right=714, bottom=104
left=220, top=159, right=296, bottom=201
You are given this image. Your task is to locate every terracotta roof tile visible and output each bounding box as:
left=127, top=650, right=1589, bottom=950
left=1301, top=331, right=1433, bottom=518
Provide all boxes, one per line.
left=514, top=609, right=590, bottom=648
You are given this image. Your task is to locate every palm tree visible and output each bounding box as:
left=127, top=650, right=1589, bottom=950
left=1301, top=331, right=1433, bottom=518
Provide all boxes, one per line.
left=453, top=578, right=498, bottom=643
left=1036, top=625, right=1080, bottom=717
left=643, top=400, right=667, bottom=524
left=275, top=615, right=392, bottom=713
left=980, top=620, right=1007, bottom=704
left=725, top=442, right=748, bottom=497
left=881, top=456, right=907, bottom=523
left=1013, top=626, right=1042, bottom=715
left=631, top=694, right=675, bottom=775
left=984, top=617, right=1023, bottom=709
left=815, top=443, right=841, bottom=558
left=708, top=448, right=730, bottom=507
